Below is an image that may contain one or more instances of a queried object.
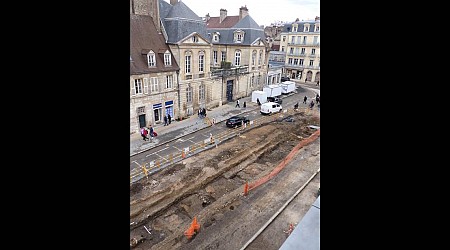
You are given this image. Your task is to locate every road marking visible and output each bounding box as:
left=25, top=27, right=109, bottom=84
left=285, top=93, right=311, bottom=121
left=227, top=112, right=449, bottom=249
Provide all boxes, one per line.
left=145, top=146, right=169, bottom=157
left=188, top=139, right=201, bottom=145
left=132, top=161, right=140, bottom=167
left=155, top=153, right=167, bottom=161
left=172, top=145, right=182, bottom=151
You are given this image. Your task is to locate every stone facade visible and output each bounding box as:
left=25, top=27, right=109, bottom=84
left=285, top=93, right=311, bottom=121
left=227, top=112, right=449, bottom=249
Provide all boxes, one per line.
left=279, top=17, right=320, bottom=82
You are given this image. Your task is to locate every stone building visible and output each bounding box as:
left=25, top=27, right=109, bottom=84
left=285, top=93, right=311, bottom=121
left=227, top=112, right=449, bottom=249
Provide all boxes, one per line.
left=206, top=6, right=269, bottom=103
left=130, top=12, right=180, bottom=133
left=279, top=17, right=320, bottom=83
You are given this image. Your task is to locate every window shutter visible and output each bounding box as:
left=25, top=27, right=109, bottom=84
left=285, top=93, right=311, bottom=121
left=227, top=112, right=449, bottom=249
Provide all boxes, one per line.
left=131, top=80, right=136, bottom=96
left=144, top=78, right=149, bottom=94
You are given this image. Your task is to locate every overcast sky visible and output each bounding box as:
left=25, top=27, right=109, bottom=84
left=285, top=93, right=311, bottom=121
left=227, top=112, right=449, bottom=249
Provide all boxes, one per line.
left=165, top=0, right=320, bottom=27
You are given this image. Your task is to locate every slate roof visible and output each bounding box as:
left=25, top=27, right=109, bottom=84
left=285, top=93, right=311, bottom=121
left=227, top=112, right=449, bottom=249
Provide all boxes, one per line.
left=281, top=19, right=319, bottom=33
left=159, top=0, right=208, bottom=44
left=206, top=15, right=266, bottom=45
left=130, top=14, right=179, bottom=75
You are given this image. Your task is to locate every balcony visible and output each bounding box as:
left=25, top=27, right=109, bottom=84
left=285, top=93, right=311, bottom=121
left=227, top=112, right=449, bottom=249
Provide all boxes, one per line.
left=211, top=65, right=249, bottom=78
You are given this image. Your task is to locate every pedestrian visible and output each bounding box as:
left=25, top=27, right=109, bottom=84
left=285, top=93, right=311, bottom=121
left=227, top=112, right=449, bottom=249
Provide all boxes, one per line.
left=203, top=108, right=207, bottom=117
left=142, top=127, right=149, bottom=141
left=168, top=114, right=171, bottom=124
left=236, top=99, right=240, bottom=108
left=149, top=125, right=154, bottom=140
left=309, top=100, right=315, bottom=110
left=316, top=95, right=320, bottom=104
left=294, top=102, right=299, bottom=110
left=303, top=96, right=307, bottom=104
left=257, top=98, right=261, bottom=106
left=212, top=117, right=216, bottom=125
left=198, top=109, right=201, bottom=118
left=164, top=115, right=168, bottom=126
left=140, top=127, right=147, bottom=141
left=316, top=80, right=320, bottom=86
left=243, top=101, right=246, bottom=108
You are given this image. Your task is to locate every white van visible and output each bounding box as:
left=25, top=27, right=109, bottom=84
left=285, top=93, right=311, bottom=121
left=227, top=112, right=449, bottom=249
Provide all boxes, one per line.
left=260, top=102, right=282, bottom=115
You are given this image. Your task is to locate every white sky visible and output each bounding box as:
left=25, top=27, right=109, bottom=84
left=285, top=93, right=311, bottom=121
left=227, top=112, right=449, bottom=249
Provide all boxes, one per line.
left=165, top=0, right=320, bottom=27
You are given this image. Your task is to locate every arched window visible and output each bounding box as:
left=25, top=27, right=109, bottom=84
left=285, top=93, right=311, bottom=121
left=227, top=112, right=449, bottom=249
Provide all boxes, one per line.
left=147, top=50, right=156, bottom=67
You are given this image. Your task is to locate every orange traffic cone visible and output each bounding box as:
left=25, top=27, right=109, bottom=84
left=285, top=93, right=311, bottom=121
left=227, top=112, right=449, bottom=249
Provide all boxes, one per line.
left=244, top=182, right=249, bottom=196
left=192, top=216, right=200, bottom=231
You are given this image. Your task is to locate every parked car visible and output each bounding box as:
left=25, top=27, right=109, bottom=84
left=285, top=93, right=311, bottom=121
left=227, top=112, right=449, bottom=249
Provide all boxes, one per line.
left=267, top=96, right=282, bottom=104
left=226, top=116, right=250, bottom=128
left=260, top=102, right=282, bottom=115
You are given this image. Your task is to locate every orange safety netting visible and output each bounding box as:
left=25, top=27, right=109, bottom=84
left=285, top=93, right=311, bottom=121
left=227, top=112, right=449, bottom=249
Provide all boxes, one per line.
left=246, top=129, right=320, bottom=192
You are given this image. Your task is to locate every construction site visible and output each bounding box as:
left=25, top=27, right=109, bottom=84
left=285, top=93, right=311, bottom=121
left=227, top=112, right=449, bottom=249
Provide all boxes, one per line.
left=130, top=110, right=320, bottom=249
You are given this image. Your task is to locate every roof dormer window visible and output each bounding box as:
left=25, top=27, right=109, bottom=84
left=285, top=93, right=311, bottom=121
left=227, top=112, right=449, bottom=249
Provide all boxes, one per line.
left=292, top=24, right=298, bottom=32
left=147, top=50, right=156, bottom=67
left=234, top=30, right=245, bottom=43
left=304, top=23, right=310, bottom=32
left=213, top=32, right=220, bottom=42
left=164, top=50, right=172, bottom=66
left=192, top=35, right=198, bottom=43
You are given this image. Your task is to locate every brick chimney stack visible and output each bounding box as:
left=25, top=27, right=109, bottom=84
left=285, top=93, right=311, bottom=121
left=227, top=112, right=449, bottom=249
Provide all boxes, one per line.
left=220, top=9, right=227, bottom=23
left=170, top=0, right=178, bottom=5
left=239, top=5, right=249, bottom=20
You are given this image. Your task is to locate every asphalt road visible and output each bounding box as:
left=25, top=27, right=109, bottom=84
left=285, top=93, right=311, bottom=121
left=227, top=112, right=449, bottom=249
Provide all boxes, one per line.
left=130, top=85, right=319, bottom=175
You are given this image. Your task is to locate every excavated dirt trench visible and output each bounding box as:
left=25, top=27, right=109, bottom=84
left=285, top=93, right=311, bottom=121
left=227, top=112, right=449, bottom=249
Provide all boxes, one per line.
left=130, top=112, right=320, bottom=249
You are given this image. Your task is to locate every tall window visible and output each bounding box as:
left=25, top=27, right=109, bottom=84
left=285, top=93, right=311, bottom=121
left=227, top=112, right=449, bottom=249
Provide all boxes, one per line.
left=291, top=36, right=295, bottom=44
left=301, top=48, right=305, bottom=54
left=166, top=75, right=173, bottom=89
left=299, top=59, right=304, bottom=65
left=313, top=36, right=318, bottom=44
left=234, top=50, right=241, bottom=66
left=281, top=46, right=285, bottom=52
left=150, top=77, right=158, bottom=92
left=251, top=76, right=254, bottom=88
left=213, top=51, right=218, bottom=65
left=288, top=58, right=293, bottom=64
left=185, top=52, right=191, bottom=73
left=147, top=52, right=156, bottom=67
left=309, top=60, right=314, bottom=66
left=303, top=36, right=307, bottom=44
left=199, top=84, right=205, bottom=101
left=237, top=34, right=242, bottom=42
left=134, top=79, right=142, bottom=94
left=294, top=59, right=298, bottom=65
left=289, top=48, right=294, bottom=54
left=252, top=50, right=256, bottom=66
left=198, top=52, right=204, bottom=72
left=164, top=52, right=171, bottom=66
left=282, top=36, right=286, bottom=42
left=186, top=87, right=192, bottom=103
left=213, top=34, right=219, bottom=42
left=221, top=51, right=226, bottom=62
left=259, top=51, right=263, bottom=65
left=311, top=48, right=316, bottom=55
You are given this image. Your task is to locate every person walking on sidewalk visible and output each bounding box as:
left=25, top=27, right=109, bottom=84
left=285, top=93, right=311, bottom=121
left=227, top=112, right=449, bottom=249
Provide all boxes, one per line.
left=163, top=115, right=168, bottom=126
left=309, top=100, right=315, bottom=110
left=316, top=80, right=320, bottom=86
left=243, top=101, right=246, bottom=109
left=236, top=99, right=240, bottom=108
left=168, top=114, right=172, bottom=125
left=140, top=127, right=148, bottom=141
left=303, top=95, right=308, bottom=104
left=149, top=125, right=154, bottom=140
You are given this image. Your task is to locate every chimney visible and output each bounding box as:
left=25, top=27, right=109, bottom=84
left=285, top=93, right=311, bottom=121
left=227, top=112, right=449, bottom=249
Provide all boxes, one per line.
left=239, top=5, right=249, bottom=20
left=220, top=9, right=227, bottom=23
left=170, top=0, right=178, bottom=5
left=205, top=13, right=210, bottom=22
left=315, top=16, right=320, bottom=21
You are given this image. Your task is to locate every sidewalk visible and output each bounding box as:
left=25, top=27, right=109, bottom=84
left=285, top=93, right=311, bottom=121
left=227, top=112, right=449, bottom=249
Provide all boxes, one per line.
left=130, top=85, right=319, bottom=156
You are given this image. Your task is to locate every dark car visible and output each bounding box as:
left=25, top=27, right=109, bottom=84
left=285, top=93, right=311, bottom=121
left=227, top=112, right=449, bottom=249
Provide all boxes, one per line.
left=281, top=76, right=290, bottom=82
left=226, top=116, right=249, bottom=128
left=267, top=96, right=282, bottom=104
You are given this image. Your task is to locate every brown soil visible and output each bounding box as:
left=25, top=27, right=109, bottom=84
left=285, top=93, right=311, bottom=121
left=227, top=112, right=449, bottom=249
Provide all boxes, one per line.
left=130, top=111, right=320, bottom=249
